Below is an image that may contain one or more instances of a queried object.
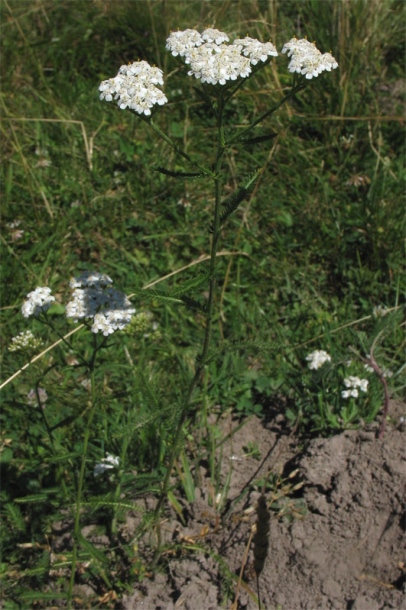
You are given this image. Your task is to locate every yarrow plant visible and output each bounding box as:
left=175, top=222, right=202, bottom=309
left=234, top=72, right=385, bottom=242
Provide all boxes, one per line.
left=98, top=27, right=337, bottom=568
left=6, top=25, right=339, bottom=602
left=285, top=343, right=388, bottom=434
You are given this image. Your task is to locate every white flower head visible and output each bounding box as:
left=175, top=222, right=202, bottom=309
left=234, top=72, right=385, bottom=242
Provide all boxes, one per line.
left=21, top=287, right=55, bottom=318
left=306, top=349, right=331, bottom=370
left=99, top=60, right=168, bottom=116
left=342, top=376, right=369, bottom=398
left=9, top=330, right=44, bottom=352
left=66, top=272, right=135, bottom=335
left=167, top=29, right=278, bottom=85
left=281, top=37, right=338, bottom=79
left=94, top=453, right=120, bottom=477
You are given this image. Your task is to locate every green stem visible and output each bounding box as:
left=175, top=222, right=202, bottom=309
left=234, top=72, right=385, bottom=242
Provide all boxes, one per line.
left=151, top=94, right=226, bottom=567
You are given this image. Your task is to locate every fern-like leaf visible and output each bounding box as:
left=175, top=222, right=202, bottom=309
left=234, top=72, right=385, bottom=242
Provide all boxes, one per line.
left=20, top=591, right=66, bottom=602
left=78, top=533, right=109, bottom=566
left=5, top=502, right=26, bottom=532
left=209, top=170, right=261, bottom=233
left=170, top=271, right=208, bottom=297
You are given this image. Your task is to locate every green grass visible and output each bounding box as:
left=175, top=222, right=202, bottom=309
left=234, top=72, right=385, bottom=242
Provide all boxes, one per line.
left=0, top=0, right=405, bottom=606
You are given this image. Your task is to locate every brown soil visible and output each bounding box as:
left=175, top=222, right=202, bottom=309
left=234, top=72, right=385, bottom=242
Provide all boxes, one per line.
left=121, top=402, right=406, bottom=610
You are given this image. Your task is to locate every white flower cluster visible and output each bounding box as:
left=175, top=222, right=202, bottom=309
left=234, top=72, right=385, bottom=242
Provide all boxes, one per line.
left=341, top=376, right=369, bottom=399
left=9, top=330, right=44, bottom=352
left=66, top=271, right=135, bottom=336
left=306, top=349, right=331, bottom=370
left=281, top=37, right=338, bottom=79
left=166, top=28, right=278, bottom=85
left=99, top=60, right=168, bottom=116
left=94, top=453, right=120, bottom=477
left=21, top=287, right=55, bottom=318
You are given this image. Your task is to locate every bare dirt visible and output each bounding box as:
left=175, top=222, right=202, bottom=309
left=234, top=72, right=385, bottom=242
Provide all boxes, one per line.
left=121, top=402, right=406, bottom=610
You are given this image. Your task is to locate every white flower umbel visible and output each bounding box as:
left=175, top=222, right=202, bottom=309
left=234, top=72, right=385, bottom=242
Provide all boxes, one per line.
left=21, top=287, right=55, bottom=318
left=281, top=37, right=338, bottom=79
left=9, top=330, right=44, bottom=352
left=94, top=453, right=120, bottom=477
left=306, top=349, right=331, bottom=370
left=167, top=29, right=278, bottom=85
left=99, top=60, right=168, bottom=116
left=341, top=376, right=369, bottom=399
left=66, top=272, right=135, bottom=335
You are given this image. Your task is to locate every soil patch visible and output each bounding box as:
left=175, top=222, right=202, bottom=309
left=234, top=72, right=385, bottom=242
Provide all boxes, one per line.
left=122, top=403, right=405, bottom=609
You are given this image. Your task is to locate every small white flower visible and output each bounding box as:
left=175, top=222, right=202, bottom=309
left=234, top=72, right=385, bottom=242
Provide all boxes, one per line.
left=373, top=305, right=389, bottom=318
left=358, top=378, right=369, bottom=392
left=94, top=453, right=120, bottom=477
left=306, top=350, right=331, bottom=370
left=21, top=287, right=55, bottom=318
